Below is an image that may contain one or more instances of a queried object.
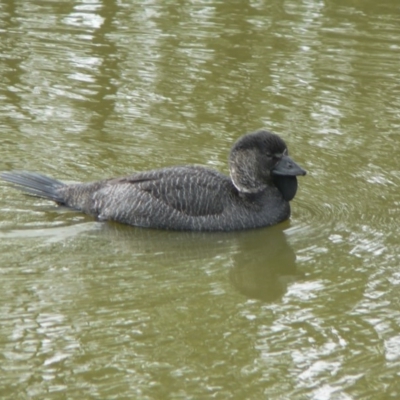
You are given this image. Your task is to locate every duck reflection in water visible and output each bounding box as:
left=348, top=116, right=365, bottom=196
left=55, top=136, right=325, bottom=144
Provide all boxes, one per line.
left=229, top=225, right=303, bottom=302
left=93, top=222, right=302, bottom=303
left=1, top=130, right=306, bottom=231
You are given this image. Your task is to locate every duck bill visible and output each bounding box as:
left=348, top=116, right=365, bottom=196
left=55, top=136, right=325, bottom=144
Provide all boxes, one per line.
left=272, top=155, right=306, bottom=176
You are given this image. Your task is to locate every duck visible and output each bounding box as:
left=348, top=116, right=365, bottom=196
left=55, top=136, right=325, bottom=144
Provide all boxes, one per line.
left=1, top=130, right=306, bottom=231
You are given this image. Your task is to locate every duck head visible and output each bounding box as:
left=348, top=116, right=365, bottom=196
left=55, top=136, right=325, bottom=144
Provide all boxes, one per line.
left=229, top=130, right=306, bottom=201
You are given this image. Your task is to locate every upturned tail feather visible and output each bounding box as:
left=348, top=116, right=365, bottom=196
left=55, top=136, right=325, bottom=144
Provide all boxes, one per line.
left=1, top=171, right=66, bottom=203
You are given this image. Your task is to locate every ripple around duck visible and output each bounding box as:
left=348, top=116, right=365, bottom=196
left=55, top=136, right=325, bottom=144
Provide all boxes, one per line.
left=296, top=199, right=399, bottom=241
left=0, top=221, right=98, bottom=243
left=294, top=165, right=400, bottom=235
left=294, top=199, right=358, bottom=230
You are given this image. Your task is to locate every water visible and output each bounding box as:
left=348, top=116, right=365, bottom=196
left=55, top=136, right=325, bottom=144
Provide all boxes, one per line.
left=1, top=1, right=400, bottom=399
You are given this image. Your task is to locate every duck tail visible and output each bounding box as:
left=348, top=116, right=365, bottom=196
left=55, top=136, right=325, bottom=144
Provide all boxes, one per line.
left=1, top=171, right=66, bottom=203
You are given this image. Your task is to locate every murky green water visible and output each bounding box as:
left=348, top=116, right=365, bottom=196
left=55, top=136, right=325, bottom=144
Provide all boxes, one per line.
left=1, top=1, right=400, bottom=399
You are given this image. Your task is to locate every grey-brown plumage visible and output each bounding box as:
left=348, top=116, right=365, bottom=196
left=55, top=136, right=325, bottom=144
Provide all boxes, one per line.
left=1, top=130, right=306, bottom=231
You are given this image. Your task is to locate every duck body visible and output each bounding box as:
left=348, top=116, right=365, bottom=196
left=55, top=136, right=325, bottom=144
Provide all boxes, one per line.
left=60, top=165, right=290, bottom=231
left=1, top=130, right=306, bottom=231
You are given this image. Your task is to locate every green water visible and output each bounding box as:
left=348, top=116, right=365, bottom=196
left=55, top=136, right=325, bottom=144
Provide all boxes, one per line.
left=1, top=1, right=399, bottom=399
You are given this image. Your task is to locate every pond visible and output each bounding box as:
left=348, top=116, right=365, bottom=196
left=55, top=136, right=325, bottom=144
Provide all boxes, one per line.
left=1, top=1, right=399, bottom=399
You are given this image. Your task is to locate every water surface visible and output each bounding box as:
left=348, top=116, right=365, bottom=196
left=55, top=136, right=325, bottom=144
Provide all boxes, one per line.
left=1, top=1, right=400, bottom=399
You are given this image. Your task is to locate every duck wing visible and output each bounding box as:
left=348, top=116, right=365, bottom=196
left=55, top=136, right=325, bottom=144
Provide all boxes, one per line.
left=91, top=166, right=228, bottom=220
